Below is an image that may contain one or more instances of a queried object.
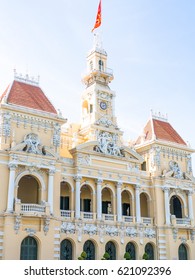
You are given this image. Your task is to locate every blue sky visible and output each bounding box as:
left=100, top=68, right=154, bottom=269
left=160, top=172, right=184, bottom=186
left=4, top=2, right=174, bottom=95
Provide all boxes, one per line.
left=0, top=0, right=195, bottom=167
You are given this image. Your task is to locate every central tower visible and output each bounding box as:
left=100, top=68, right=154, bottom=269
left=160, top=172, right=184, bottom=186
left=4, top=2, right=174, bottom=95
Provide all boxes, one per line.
left=80, top=36, right=124, bottom=156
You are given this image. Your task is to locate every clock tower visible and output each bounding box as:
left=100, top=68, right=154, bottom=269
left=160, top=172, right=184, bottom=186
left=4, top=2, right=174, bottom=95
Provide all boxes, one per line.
left=80, top=36, right=123, bottom=156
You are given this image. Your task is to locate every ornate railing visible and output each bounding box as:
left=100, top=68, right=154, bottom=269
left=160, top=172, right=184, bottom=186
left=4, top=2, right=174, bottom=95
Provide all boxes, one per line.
left=142, top=217, right=153, bottom=225
left=21, top=203, right=45, bottom=213
left=176, top=218, right=191, bottom=225
left=102, top=214, right=115, bottom=221
left=123, top=216, right=134, bottom=223
left=60, top=210, right=72, bottom=218
left=81, top=212, right=95, bottom=220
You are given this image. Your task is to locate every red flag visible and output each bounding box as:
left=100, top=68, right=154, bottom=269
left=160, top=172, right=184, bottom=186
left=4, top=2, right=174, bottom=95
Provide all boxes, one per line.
left=91, top=0, right=102, bottom=32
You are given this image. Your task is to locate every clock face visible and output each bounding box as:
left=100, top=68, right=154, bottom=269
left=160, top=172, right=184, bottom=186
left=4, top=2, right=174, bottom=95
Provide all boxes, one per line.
left=100, top=101, right=107, bottom=110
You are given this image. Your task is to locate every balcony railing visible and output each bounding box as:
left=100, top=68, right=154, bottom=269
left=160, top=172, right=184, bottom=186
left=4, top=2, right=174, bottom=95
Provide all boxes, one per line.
left=21, top=203, right=45, bottom=213
left=102, top=214, right=115, bottom=221
left=60, top=210, right=72, bottom=218
left=122, top=216, right=134, bottom=223
left=141, top=217, right=153, bottom=225
left=81, top=212, right=95, bottom=220
left=176, top=218, right=191, bottom=225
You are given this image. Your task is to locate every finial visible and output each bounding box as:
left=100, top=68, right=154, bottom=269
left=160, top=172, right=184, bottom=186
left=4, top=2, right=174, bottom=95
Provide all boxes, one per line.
left=150, top=109, right=168, bottom=122
left=93, top=32, right=103, bottom=49
left=13, top=69, right=40, bottom=86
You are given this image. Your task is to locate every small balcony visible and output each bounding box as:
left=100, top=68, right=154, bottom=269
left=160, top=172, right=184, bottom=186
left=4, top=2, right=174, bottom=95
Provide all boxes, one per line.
left=14, top=199, right=49, bottom=216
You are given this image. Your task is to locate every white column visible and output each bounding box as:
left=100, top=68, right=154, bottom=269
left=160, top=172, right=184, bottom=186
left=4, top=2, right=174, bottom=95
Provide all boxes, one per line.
left=7, top=163, right=17, bottom=212
left=135, top=184, right=141, bottom=223
left=163, top=186, right=171, bottom=225
left=74, top=175, right=82, bottom=219
left=96, top=178, right=103, bottom=220
left=188, top=190, right=194, bottom=220
left=117, top=182, right=122, bottom=222
left=48, top=168, right=55, bottom=214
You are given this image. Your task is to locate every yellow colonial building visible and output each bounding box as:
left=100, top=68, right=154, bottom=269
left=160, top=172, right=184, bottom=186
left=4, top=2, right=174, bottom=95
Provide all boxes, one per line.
left=0, top=40, right=195, bottom=260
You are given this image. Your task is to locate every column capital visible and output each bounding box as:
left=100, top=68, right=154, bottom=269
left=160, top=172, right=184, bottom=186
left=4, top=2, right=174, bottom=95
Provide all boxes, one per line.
left=135, top=184, right=141, bottom=190
left=48, top=168, right=56, bottom=175
left=8, top=162, right=18, bottom=171
left=116, top=181, right=123, bottom=188
left=74, top=175, right=82, bottom=182
left=96, top=178, right=103, bottom=184
left=188, top=189, right=194, bottom=196
left=162, top=186, right=170, bottom=193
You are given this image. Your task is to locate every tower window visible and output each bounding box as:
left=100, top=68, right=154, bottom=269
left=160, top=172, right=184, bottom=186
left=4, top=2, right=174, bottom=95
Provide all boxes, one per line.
left=99, top=60, right=104, bottom=71
left=90, top=104, right=93, bottom=113
left=90, top=61, right=93, bottom=71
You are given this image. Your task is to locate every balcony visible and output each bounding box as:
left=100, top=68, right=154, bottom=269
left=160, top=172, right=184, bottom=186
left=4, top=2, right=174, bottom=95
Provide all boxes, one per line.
left=81, top=212, right=96, bottom=220
left=21, top=203, right=45, bottom=213
left=14, top=199, right=49, bottom=216
left=171, top=215, right=192, bottom=227
left=60, top=210, right=74, bottom=219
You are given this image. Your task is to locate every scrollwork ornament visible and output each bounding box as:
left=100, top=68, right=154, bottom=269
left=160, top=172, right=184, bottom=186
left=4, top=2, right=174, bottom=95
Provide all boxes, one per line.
left=14, top=215, right=21, bottom=234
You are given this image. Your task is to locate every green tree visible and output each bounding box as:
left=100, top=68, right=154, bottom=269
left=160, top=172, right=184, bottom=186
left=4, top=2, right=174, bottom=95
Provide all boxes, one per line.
left=101, top=252, right=110, bottom=260
left=124, top=252, right=131, bottom=260
left=78, top=251, right=87, bottom=260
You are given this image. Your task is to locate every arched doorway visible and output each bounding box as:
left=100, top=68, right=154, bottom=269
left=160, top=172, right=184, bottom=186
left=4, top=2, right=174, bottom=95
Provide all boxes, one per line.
left=121, top=190, right=132, bottom=216
left=105, top=241, right=116, bottom=260
left=102, top=187, right=113, bottom=215
left=80, top=184, right=92, bottom=213
left=20, top=236, right=38, bottom=260
left=178, top=244, right=188, bottom=260
left=126, top=242, right=136, bottom=260
left=170, top=196, right=182, bottom=218
left=145, top=243, right=154, bottom=260
left=83, top=240, right=95, bottom=260
left=60, top=239, right=73, bottom=260
left=18, top=175, right=40, bottom=204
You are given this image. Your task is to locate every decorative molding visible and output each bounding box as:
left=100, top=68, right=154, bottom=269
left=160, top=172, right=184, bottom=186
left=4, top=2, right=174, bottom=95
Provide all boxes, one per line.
left=77, top=154, right=91, bottom=166
left=43, top=217, right=50, bottom=235
left=126, top=227, right=137, bottom=237
left=61, top=222, right=75, bottom=234
left=172, top=228, right=178, bottom=241
left=105, top=226, right=118, bottom=236
left=0, top=112, right=11, bottom=138
left=14, top=215, right=21, bottom=234
left=144, top=228, right=156, bottom=238
left=83, top=224, right=97, bottom=235
left=53, top=123, right=61, bottom=148
left=94, top=131, right=124, bottom=157
left=25, top=228, right=36, bottom=236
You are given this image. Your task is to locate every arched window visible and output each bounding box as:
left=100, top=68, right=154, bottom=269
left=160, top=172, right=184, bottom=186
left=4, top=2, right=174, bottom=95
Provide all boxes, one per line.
left=126, top=242, right=136, bottom=260
left=83, top=240, right=95, bottom=260
left=145, top=243, right=154, bottom=260
left=178, top=244, right=188, bottom=260
left=60, top=239, right=73, bottom=260
left=20, top=236, right=37, bottom=260
left=99, top=60, right=104, bottom=71
left=170, top=196, right=182, bottom=218
left=105, top=241, right=116, bottom=260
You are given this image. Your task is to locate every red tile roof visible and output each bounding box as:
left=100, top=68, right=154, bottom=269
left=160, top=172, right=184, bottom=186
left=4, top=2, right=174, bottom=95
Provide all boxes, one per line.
left=136, top=118, right=186, bottom=146
left=1, top=80, right=57, bottom=114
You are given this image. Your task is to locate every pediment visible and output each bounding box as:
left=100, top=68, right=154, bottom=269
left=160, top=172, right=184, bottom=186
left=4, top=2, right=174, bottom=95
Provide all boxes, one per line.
left=70, top=141, right=143, bottom=163
left=10, top=133, right=57, bottom=158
